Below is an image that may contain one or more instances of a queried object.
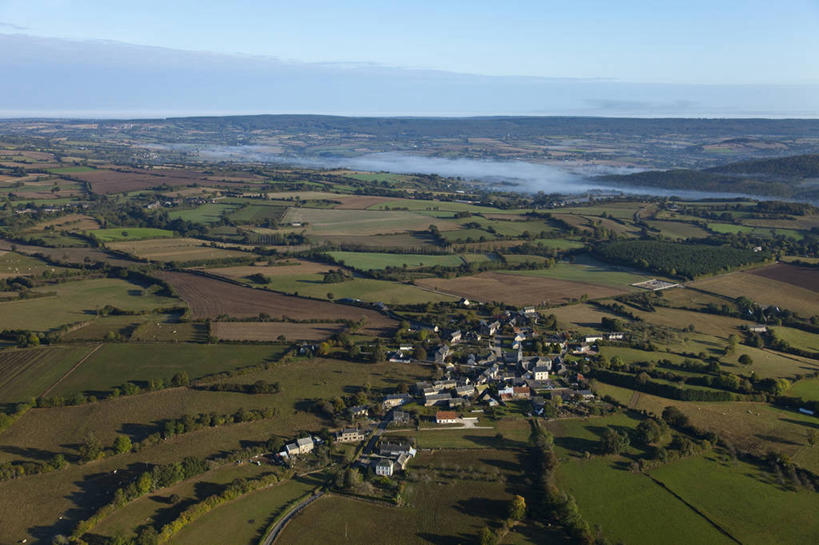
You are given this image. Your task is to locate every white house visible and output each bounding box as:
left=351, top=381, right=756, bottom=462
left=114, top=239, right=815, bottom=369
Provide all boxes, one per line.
left=534, top=366, right=550, bottom=381
left=375, top=459, right=394, bottom=476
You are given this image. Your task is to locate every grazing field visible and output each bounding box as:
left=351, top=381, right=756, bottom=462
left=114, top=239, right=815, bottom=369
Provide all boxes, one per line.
left=644, top=220, right=710, bottom=239
left=0, top=238, right=138, bottom=268
left=0, top=251, right=72, bottom=278
left=309, top=232, right=439, bottom=250
left=326, top=251, right=468, bottom=270
left=25, top=213, right=100, bottom=232
left=169, top=203, right=242, bottom=224
left=91, top=227, right=176, bottom=242
left=283, top=207, right=459, bottom=236
left=266, top=275, right=458, bottom=305
left=787, top=377, right=819, bottom=401
left=650, top=453, right=819, bottom=545
left=168, top=474, right=322, bottom=545
left=92, top=462, right=272, bottom=541
left=415, top=271, right=624, bottom=306
left=590, top=382, right=819, bottom=473
left=556, top=457, right=735, bottom=545
left=507, top=254, right=658, bottom=289
left=0, top=278, right=180, bottom=331
left=213, top=321, right=343, bottom=341
left=130, top=320, right=209, bottom=343
left=748, top=263, right=819, bottom=292
left=692, top=271, right=819, bottom=318
left=108, top=237, right=251, bottom=263
left=0, top=345, right=98, bottom=403
left=366, top=197, right=507, bottom=214
left=60, top=314, right=149, bottom=341
left=278, top=448, right=539, bottom=545
left=50, top=343, right=288, bottom=397
left=154, top=271, right=396, bottom=333
left=549, top=303, right=630, bottom=331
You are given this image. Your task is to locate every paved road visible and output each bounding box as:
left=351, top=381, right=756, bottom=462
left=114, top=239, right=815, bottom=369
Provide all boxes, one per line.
left=261, top=491, right=325, bottom=545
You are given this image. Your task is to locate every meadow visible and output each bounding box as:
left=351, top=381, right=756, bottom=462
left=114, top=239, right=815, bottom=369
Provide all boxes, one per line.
left=326, top=251, right=469, bottom=270
left=107, top=237, right=251, bottom=263
left=91, top=227, right=176, bottom=242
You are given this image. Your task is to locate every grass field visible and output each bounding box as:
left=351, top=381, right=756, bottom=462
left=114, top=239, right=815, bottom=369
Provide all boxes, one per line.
left=270, top=274, right=457, bottom=305
left=548, top=304, right=630, bottom=332
left=644, top=220, right=710, bottom=239
left=0, top=345, right=99, bottom=403
left=556, top=457, right=735, bottom=545
left=0, top=251, right=73, bottom=279
left=507, top=254, right=659, bottom=289
left=0, top=278, right=180, bottom=331
left=650, top=453, right=819, bottom=545
left=60, top=314, right=149, bottom=341
left=92, top=227, right=176, bottom=242
left=326, top=251, right=469, bottom=270
left=786, top=377, right=819, bottom=402
left=168, top=203, right=242, bottom=224
left=50, top=343, right=288, bottom=397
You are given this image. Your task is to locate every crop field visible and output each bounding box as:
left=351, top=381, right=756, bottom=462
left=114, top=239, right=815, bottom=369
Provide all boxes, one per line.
left=204, top=259, right=336, bottom=280
left=0, top=251, right=73, bottom=278
left=366, top=197, right=507, bottom=214
left=212, top=321, right=343, bottom=341
left=416, top=271, right=625, bottom=306
left=283, top=207, right=460, bottom=236
left=650, top=453, right=819, bottom=545
left=92, top=227, right=176, bottom=242
left=108, top=237, right=251, bottom=263
left=0, top=345, right=98, bottom=403
left=0, top=238, right=138, bottom=268
left=692, top=270, right=819, bottom=318
left=557, top=457, right=734, bottom=545
left=309, top=232, right=440, bottom=250
left=155, top=271, right=397, bottom=333
left=70, top=168, right=235, bottom=194
left=0, top=278, right=180, bottom=331
left=326, top=251, right=468, bottom=270
left=227, top=203, right=288, bottom=224
left=50, top=343, right=288, bottom=397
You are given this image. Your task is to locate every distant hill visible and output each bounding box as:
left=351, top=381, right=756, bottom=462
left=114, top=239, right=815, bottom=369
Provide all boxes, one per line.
left=597, top=154, right=819, bottom=201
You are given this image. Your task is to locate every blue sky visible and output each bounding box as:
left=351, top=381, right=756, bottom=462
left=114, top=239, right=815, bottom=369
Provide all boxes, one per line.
left=1, top=0, right=818, bottom=85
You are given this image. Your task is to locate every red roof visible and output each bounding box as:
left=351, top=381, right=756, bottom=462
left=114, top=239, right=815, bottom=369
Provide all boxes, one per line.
left=436, top=410, right=458, bottom=420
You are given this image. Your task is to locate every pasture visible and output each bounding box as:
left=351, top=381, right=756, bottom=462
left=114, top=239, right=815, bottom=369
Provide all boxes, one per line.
left=507, top=254, right=657, bottom=289
left=0, top=251, right=73, bottom=279
left=415, top=271, right=624, bottom=306
left=326, top=251, right=468, bottom=270
left=92, top=227, right=176, bottom=242
left=0, top=345, right=99, bottom=403
left=283, top=207, right=459, bottom=236
left=0, top=278, right=180, bottom=331
left=169, top=203, right=242, bottom=224
left=108, top=237, right=251, bottom=263
left=692, top=270, right=819, bottom=318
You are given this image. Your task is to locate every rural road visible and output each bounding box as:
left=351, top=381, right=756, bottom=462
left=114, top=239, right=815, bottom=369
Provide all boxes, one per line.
left=261, top=491, right=325, bottom=545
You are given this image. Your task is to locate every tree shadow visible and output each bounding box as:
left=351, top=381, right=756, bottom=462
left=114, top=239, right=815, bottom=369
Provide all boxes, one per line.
left=0, top=444, right=60, bottom=462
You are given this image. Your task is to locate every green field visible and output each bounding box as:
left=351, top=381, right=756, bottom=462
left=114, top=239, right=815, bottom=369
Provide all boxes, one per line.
left=263, top=273, right=456, bottom=304
left=0, top=278, right=180, bottom=331
left=367, top=198, right=507, bottom=214
left=0, top=251, right=74, bottom=278
left=326, top=251, right=471, bottom=270
left=645, top=220, right=710, bottom=239
left=787, top=377, right=819, bottom=401
left=47, top=166, right=96, bottom=174
left=771, top=326, right=819, bottom=353
left=169, top=203, right=241, bottom=224
left=651, top=453, right=819, bottom=545
left=50, top=343, right=288, bottom=396
left=92, top=227, right=176, bottom=242
left=0, top=345, right=99, bottom=403
left=285, top=207, right=459, bottom=236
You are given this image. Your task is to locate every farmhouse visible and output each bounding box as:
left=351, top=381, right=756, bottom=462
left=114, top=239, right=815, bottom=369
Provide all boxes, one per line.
left=335, top=428, right=366, bottom=443
left=379, top=440, right=416, bottom=457
left=436, top=410, right=460, bottom=424
left=424, top=392, right=453, bottom=407
left=375, top=459, right=394, bottom=477
left=283, top=435, right=319, bottom=457
left=499, top=385, right=532, bottom=401
left=392, top=410, right=412, bottom=425
left=383, top=393, right=412, bottom=408
left=348, top=405, right=369, bottom=418
left=533, top=365, right=550, bottom=381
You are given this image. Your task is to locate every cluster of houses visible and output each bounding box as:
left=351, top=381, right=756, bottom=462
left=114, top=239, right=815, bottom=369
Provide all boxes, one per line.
left=371, top=439, right=417, bottom=477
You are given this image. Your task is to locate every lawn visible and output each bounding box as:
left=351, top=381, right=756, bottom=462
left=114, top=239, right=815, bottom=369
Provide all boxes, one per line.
left=326, top=251, right=467, bottom=270
left=0, top=278, right=180, bottom=331
left=651, top=453, right=819, bottom=545
left=91, top=227, right=176, bottom=242
left=50, top=343, right=288, bottom=397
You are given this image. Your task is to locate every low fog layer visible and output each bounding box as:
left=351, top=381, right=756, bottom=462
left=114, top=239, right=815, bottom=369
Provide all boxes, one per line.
left=197, top=147, right=772, bottom=200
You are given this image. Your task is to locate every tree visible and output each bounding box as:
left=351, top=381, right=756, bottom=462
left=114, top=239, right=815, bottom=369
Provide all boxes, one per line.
left=738, top=354, right=753, bottom=365
left=171, top=371, right=190, bottom=387
left=807, top=429, right=818, bottom=447
left=372, top=342, right=387, bottom=363
left=113, top=434, right=132, bottom=455
left=508, top=495, right=527, bottom=521
left=79, top=432, right=103, bottom=462
left=600, top=427, right=630, bottom=455
left=479, top=526, right=497, bottom=545
left=414, top=344, right=427, bottom=361
left=635, top=419, right=662, bottom=446
left=662, top=406, right=689, bottom=429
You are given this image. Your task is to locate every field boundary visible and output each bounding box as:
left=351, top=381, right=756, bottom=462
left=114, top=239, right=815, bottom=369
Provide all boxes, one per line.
left=39, top=343, right=103, bottom=398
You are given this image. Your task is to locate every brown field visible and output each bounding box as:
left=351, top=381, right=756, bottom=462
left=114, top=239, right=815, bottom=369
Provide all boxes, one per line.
left=154, top=271, right=395, bottom=333
left=549, top=303, right=630, bottom=331
left=415, top=271, right=625, bottom=306
left=309, top=233, right=439, bottom=250
left=71, top=168, right=252, bottom=194
left=212, top=321, right=344, bottom=341
left=748, top=263, right=819, bottom=292
left=692, top=270, right=819, bottom=318
left=204, top=259, right=335, bottom=280
left=107, top=237, right=251, bottom=263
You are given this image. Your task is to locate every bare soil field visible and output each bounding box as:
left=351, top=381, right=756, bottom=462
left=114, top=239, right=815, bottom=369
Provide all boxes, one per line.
left=204, top=259, right=335, bottom=280
left=71, top=168, right=252, bottom=194
left=748, top=263, right=819, bottom=292
left=154, top=271, right=395, bottom=333
left=108, top=237, right=250, bottom=263
left=0, top=238, right=138, bottom=268
left=25, top=214, right=100, bottom=232
left=212, top=321, right=343, bottom=341
left=415, top=271, right=625, bottom=306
